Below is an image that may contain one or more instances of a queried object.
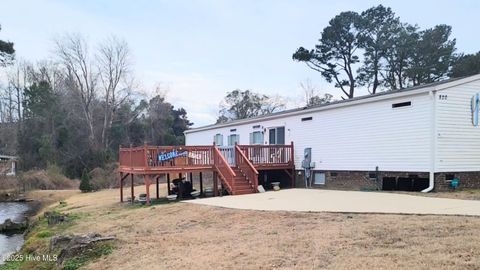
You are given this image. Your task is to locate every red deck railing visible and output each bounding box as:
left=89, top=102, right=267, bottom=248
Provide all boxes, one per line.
left=235, top=145, right=259, bottom=191
left=213, top=146, right=236, bottom=193
left=119, top=143, right=294, bottom=171
left=238, top=143, right=294, bottom=168
left=119, top=145, right=214, bottom=170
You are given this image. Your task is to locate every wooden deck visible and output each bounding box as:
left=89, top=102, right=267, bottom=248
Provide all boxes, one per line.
left=118, top=143, right=295, bottom=204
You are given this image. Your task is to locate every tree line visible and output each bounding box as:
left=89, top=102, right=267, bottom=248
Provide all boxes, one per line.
left=1, top=5, right=480, bottom=176
left=0, top=31, right=192, bottom=177
left=293, top=5, right=480, bottom=99
left=218, top=6, right=480, bottom=124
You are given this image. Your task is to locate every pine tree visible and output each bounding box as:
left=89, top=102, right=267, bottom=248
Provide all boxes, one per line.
left=79, top=169, right=92, bottom=193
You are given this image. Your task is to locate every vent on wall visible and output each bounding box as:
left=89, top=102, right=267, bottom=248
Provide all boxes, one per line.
left=301, top=117, right=313, bottom=121
left=392, top=101, right=411, bottom=108
left=252, top=125, right=261, bottom=129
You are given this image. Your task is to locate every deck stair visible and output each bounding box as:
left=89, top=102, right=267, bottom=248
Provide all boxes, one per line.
left=213, top=145, right=258, bottom=195
left=229, top=166, right=256, bottom=195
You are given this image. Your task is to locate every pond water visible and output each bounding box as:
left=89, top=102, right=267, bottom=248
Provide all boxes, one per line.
left=0, top=202, right=29, bottom=264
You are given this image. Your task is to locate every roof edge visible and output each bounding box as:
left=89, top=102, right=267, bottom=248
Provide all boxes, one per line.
left=185, top=74, right=480, bottom=134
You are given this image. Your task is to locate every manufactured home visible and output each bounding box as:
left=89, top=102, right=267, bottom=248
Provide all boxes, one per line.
left=184, top=74, right=480, bottom=192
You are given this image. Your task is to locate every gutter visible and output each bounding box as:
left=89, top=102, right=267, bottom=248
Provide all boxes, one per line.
left=422, top=90, right=437, bottom=192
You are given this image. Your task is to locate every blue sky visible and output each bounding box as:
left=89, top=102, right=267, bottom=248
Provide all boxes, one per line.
left=1, top=0, right=479, bottom=126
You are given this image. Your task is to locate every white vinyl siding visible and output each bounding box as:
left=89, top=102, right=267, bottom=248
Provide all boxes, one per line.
left=435, top=80, right=480, bottom=172
left=187, top=92, right=432, bottom=172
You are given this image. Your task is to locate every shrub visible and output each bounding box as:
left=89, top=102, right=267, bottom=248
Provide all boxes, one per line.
left=79, top=169, right=92, bottom=193
left=18, top=165, right=79, bottom=191
left=89, top=163, right=118, bottom=190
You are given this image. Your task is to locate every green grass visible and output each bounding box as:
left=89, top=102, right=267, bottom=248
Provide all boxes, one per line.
left=62, top=242, right=114, bottom=270
left=0, top=260, right=23, bottom=270
left=35, top=230, right=54, bottom=238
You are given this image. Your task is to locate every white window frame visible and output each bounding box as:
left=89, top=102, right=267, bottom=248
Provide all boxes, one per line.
left=249, top=131, right=263, bottom=145
left=228, top=134, right=240, bottom=146
left=214, top=134, right=223, bottom=146
left=268, top=126, right=285, bottom=145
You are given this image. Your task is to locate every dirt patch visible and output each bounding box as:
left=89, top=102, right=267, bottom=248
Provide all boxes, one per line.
left=24, top=190, right=80, bottom=217
left=23, top=186, right=480, bottom=270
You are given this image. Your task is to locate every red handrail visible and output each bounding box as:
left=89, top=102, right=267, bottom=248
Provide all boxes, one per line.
left=213, top=146, right=236, bottom=193
left=238, top=144, right=293, bottom=166
left=235, top=145, right=259, bottom=192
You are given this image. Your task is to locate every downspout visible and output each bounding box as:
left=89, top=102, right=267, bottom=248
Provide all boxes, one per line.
left=422, top=90, right=436, bottom=192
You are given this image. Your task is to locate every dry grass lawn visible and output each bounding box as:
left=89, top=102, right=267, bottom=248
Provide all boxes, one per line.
left=30, top=186, right=480, bottom=270
left=393, top=189, right=480, bottom=201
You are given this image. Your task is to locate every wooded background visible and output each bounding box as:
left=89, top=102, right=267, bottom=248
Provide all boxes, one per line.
left=1, top=5, right=479, bottom=178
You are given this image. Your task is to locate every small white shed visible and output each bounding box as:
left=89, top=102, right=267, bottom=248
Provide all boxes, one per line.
left=0, top=155, right=17, bottom=176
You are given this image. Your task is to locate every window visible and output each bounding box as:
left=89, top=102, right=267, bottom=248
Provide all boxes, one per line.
left=268, top=127, right=285, bottom=145
left=301, top=117, right=313, bottom=121
left=392, top=101, right=411, bottom=108
left=228, top=134, right=240, bottom=146
left=314, top=172, right=326, bottom=185
left=214, top=134, right=223, bottom=146
left=249, top=131, right=263, bottom=145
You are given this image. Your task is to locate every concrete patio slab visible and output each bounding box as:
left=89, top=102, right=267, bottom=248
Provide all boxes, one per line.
left=185, top=189, right=480, bottom=216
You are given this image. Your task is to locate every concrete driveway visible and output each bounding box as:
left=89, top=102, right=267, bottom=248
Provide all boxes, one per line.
left=185, top=189, right=480, bottom=216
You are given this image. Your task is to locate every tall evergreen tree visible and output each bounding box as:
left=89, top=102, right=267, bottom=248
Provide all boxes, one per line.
left=355, top=5, right=398, bottom=94
left=293, top=12, right=361, bottom=99
left=449, top=52, right=480, bottom=78
left=0, top=25, right=15, bottom=66
left=406, top=25, right=456, bottom=85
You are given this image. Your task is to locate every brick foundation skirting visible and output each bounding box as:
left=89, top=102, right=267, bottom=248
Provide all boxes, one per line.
left=295, top=170, right=480, bottom=192
left=434, top=172, right=480, bottom=191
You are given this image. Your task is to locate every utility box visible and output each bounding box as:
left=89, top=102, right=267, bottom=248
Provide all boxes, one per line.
left=302, top=148, right=313, bottom=188
left=302, top=148, right=312, bottom=169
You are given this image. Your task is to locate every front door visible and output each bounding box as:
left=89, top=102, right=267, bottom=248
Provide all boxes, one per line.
left=268, top=127, right=285, bottom=145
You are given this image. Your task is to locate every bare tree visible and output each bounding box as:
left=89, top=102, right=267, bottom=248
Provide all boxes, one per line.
left=31, top=60, right=65, bottom=93
left=262, top=95, right=286, bottom=114
left=3, top=61, right=32, bottom=123
left=97, top=36, right=132, bottom=148
left=300, top=79, right=333, bottom=107
left=300, top=79, right=317, bottom=106
left=54, top=33, right=97, bottom=145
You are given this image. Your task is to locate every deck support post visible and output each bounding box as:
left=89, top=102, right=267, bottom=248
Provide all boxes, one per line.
left=156, top=175, right=160, bottom=199
left=167, top=174, right=171, bottom=195
left=145, top=175, right=151, bottom=205
left=199, top=172, right=203, bottom=196
left=291, top=141, right=295, bottom=188
left=292, top=167, right=296, bottom=188
left=213, top=171, right=218, bottom=196
left=119, top=172, right=130, bottom=203
left=120, top=172, right=124, bottom=202
left=130, top=174, right=134, bottom=203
